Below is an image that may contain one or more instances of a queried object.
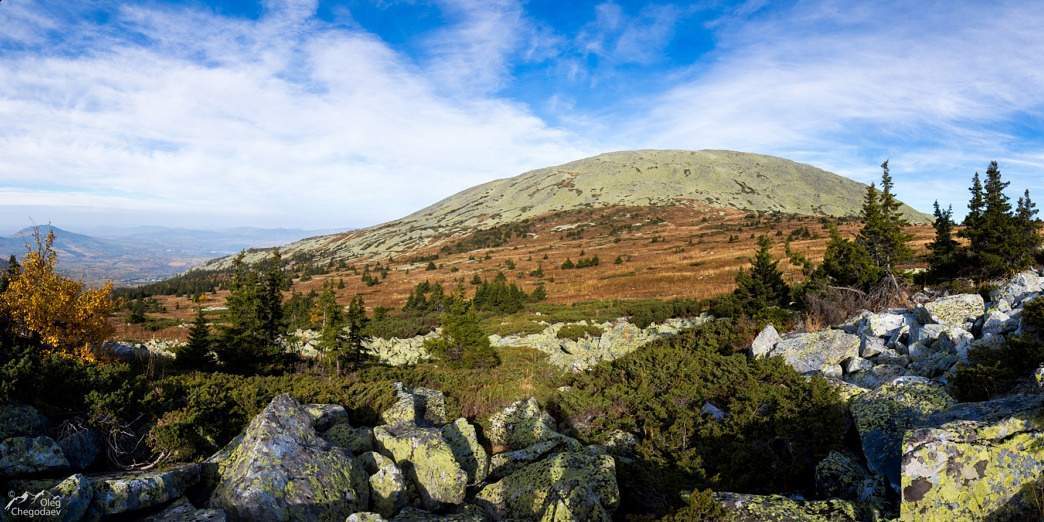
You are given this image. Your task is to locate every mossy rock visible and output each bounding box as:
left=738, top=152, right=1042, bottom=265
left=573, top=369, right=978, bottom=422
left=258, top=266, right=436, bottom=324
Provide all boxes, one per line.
left=474, top=451, right=619, bottom=521
left=89, top=464, right=201, bottom=517
left=850, top=377, right=955, bottom=491
left=485, top=398, right=560, bottom=452
left=373, top=423, right=467, bottom=509
left=714, top=492, right=861, bottom=521
left=323, top=424, right=374, bottom=456
left=208, top=394, right=369, bottom=521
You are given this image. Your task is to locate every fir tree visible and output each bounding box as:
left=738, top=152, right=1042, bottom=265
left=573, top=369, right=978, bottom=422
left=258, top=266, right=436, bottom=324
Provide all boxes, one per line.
left=817, top=225, right=881, bottom=290
left=964, top=171, right=985, bottom=228
left=177, top=308, right=213, bottom=371
left=927, top=201, right=959, bottom=280
left=966, top=161, right=1019, bottom=278
left=312, top=281, right=345, bottom=372
left=858, top=161, right=911, bottom=275
left=733, top=236, right=789, bottom=313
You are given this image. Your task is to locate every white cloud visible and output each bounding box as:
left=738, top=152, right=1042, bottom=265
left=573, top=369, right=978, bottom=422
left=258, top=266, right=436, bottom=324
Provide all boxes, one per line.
left=0, top=1, right=591, bottom=229
left=619, top=0, right=1044, bottom=216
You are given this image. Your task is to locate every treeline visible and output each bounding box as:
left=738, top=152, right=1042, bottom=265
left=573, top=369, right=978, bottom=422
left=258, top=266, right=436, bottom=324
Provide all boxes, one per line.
left=114, top=268, right=230, bottom=300
left=439, top=221, right=532, bottom=255
left=724, top=160, right=1041, bottom=326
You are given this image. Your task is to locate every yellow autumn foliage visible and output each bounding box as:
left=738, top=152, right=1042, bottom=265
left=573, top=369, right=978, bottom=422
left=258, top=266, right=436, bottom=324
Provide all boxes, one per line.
left=0, top=229, right=114, bottom=360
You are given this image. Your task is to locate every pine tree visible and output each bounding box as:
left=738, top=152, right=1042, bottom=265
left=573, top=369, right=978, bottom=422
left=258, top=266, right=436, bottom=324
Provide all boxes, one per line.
left=733, top=236, right=789, bottom=313
left=177, top=308, right=213, bottom=371
left=927, top=201, right=959, bottom=280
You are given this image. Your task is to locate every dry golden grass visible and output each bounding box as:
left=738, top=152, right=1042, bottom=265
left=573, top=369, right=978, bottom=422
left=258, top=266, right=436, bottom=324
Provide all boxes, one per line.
left=115, top=203, right=934, bottom=341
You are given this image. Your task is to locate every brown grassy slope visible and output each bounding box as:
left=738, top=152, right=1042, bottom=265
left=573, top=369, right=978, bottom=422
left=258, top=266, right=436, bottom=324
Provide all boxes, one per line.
left=115, top=203, right=933, bottom=341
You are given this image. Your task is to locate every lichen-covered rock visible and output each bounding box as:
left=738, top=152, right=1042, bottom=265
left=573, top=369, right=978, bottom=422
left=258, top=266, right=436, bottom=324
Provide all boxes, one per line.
left=390, top=506, right=487, bottom=521
left=323, top=424, right=375, bottom=456
left=815, top=451, right=887, bottom=510
left=859, top=336, right=885, bottom=358
left=981, top=310, right=1016, bottom=336
left=359, top=451, right=411, bottom=518
left=858, top=312, right=907, bottom=338
left=143, top=497, right=227, bottom=521
left=57, top=429, right=100, bottom=471
left=381, top=383, right=448, bottom=427
left=0, top=404, right=47, bottom=440
left=750, top=324, right=781, bottom=358
left=441, top=418, right=489, bottom=485
left=845, top=364, right=906, bottom=390
left=820, top=377, right=869, bottom=403
left=364, top=331, right=438, bottom=366
left=90, top=464, right=201, bottom=517
left=842, top=356, right=874, bottom=374
left=373, top=423, right=467, bottom=509
left=3, top=473, right=93, bottom=522
left=486, top=398, right=561, bottom=452
left=915, top=294, right=984, bottom=328
left=208, top=394, right=369, bottom=521
left=768, top=330, right=861, bottom=375
left=850, top=377, right=955, bottom=491
left=713, top=492, right=861, bottom=521
left=474, top=452, right=619, bottom=521
left=487, top=436, right=582, bottom=481
left=347, top=513, right=387, bottom=522
left=901, top=394, right=1044, bottom=520
left=303, top=403, right=350, bottom=432
left=989, top=269, right=1042, bottom=307
left=0, top=436, right=68, bottom=478
left=491, top=317, right=710, bottom=371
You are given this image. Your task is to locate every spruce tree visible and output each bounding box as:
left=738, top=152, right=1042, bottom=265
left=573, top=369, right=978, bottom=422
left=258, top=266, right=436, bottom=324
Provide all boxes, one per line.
left=858, top=161, right=911, bottom=275
left=734, top=236, right=789, bottom=313
left=818, top=225, right=881, bottom=290
left=927, top=201, right=959, bottom=280
left=425, top=301, right=498, bottom=368
left=1011, top=189, right=1041, bottom=271
left=312, top=281, right=345, bottom=372
left=177, top=308, right=213, bottom=371
left=971, top=162, right=1018, bottom=278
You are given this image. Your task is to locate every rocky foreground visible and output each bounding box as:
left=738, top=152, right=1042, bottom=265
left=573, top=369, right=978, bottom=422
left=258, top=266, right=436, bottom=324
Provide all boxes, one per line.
left=4, top=271, right=1044, bottom=520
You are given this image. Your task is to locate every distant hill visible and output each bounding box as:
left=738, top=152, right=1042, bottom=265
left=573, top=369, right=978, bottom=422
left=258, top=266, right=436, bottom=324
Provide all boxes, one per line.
left=0, top=225, right=332, bottom=285
left=205, top=149, right=929, bottom=268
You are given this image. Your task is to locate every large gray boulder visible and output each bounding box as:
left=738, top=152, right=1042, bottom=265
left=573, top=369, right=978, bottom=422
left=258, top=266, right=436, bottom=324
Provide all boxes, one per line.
left=474, top=451, right=619, bottom=521
left=359, top=451, right=411, bottom=518
left=440, top=418, right=489, bottom=485
left=915, top=294, right=984, bottom=328
left=57, top=429, right=100, bottom=471
left=487, top=436, right=582, bottom=481
left=749, top=324, right=781, bottom=358
left=486, top=398, right=561, bottom=452
left=767, top=329, right=861, bottom=375
left=0, top=436, right=68, bottom=478
left=0, top=404, right=47, bottom=440
left=850, top=377, right=955, bottom=492
left=302, top=403, right=350, bottom=432
left=208, top=394, right=369, bottom=521
left=322, top=423, right=375, bottom=456
left=858, top=312, right=907, bottom=338
left=143, top=497, right=227, bottom=521
left=901, top=394, right=1044, bottom=520
left=990, top=269, right=1042, bottom=307
left=381, top=383, right=448, bottom=427
left=3, top=473, right=93, bottom=522
left=90, top=464, right=201, bottom=518
left=373, top=422, right=467, bottom=509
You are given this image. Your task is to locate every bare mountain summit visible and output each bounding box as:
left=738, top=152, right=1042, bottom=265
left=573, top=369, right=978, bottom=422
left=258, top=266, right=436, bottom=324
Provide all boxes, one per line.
left=208, top=150, right=928, bottom=267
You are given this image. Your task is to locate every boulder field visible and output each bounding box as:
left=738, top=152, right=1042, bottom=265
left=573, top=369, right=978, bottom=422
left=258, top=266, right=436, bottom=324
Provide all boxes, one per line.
left=3, top=270, right=1044, bottom=520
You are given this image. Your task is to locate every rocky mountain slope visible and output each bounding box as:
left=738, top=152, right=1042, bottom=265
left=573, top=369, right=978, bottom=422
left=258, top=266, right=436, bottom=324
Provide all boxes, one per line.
left=206, top=150, right=929, bottom=268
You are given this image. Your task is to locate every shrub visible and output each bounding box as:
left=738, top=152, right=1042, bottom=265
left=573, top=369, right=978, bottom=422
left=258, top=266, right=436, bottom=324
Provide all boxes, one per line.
left=552, top=320, right=848, bottom=517
left=425, top=302, right=499, bottom=369
left=555, top=324, right=603, bottom=340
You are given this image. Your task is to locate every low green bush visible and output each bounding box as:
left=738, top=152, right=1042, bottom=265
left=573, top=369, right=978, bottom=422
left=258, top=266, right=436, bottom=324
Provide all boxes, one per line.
left=556, top=324, right=603, bottom=340
left=551, top=320, right=848, bottom=517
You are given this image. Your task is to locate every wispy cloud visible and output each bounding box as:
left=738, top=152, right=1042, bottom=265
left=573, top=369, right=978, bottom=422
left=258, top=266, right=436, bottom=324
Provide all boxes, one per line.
left=0, top=1, right=591, bottom=229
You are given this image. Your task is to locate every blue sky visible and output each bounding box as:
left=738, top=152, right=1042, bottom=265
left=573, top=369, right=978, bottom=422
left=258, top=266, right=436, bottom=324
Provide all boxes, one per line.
left=2, top=0, right=1044, bottom=232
